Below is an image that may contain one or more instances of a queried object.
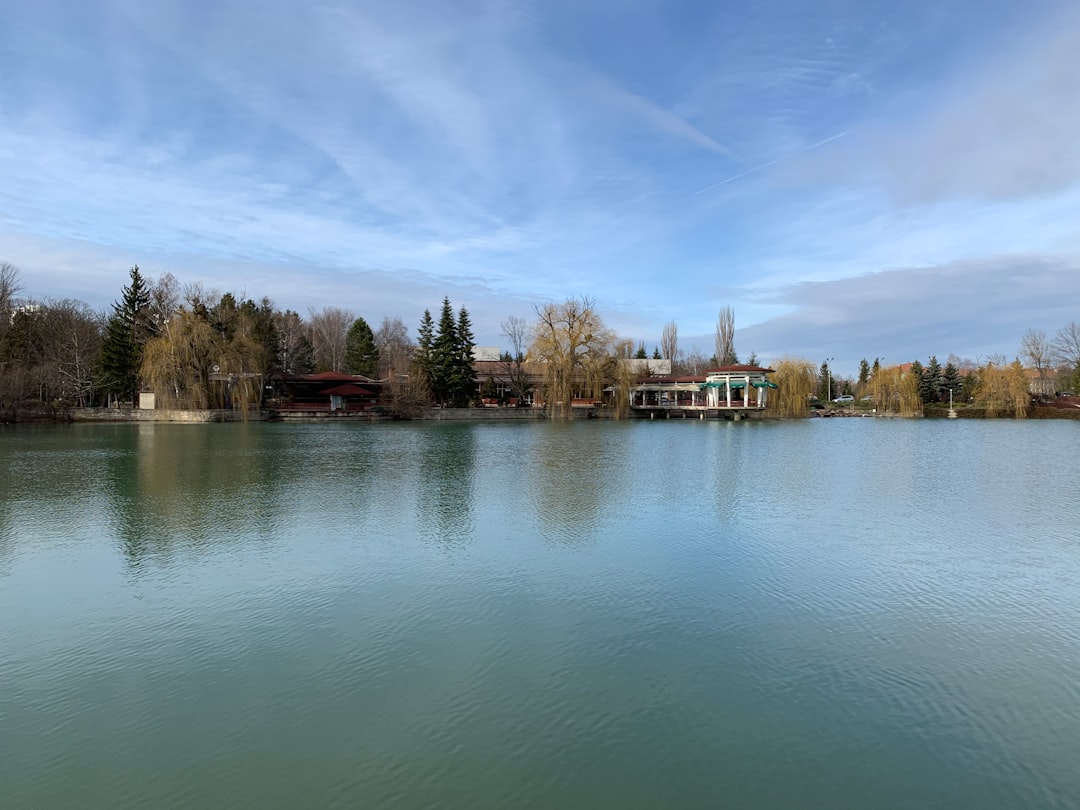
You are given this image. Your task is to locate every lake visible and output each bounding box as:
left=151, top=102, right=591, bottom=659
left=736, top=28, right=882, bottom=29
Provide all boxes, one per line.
left=2, top=419, right=1079, bottom=809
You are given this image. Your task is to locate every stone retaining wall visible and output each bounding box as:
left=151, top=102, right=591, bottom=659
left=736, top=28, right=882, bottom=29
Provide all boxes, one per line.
left=68, top=408, right=264, bottom=423
left=424, top=407, right=548, bottom=421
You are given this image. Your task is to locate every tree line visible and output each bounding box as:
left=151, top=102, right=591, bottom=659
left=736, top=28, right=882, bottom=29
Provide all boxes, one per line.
left=3, top=258, right=1076, bottom=417
left=0, top=263, right=410, bottom=409
left=0, top=261, right=754, bottom=416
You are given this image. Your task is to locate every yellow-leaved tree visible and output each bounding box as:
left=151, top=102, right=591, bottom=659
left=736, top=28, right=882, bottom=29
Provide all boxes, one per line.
left=973, top=359, right=1029, bottom=418
left=870, top=365, right=922, bottom=417
left=529, top=296, right=614, bottom=419
left=766, top=358, right=816, bottom=417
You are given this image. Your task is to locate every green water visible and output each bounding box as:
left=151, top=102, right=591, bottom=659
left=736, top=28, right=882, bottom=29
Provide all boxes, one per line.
left=2, top=420, right=1079, bottom=809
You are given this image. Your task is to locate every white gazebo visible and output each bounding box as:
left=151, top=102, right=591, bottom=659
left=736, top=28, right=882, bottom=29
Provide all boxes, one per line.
left=699, top=365, right=777, bottom=409
left=629, top=365, right=776, bottom=414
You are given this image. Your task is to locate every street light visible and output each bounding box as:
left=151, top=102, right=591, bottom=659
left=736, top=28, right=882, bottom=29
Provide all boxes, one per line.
left=826, top=357, right=835, bottom=402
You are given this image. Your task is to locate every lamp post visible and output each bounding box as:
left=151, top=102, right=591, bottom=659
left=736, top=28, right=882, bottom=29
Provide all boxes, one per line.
left=826, top=357, right=834, bottom=402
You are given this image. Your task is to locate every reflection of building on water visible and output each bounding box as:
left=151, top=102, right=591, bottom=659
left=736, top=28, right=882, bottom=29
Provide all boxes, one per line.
left=629, top=365, right=777, bottom=420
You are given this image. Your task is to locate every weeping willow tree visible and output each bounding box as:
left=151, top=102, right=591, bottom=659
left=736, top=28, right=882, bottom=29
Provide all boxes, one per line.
left=141, top=302, right=269, bottom=413
left=610, top=339, right=639, bottom=420
left=766, top=358, right=816, bottom=417
left=973, top=359, right=1029, bottom=418
left=529, top=296, right=614, bottom=419
left=870, top=365, right=922, bottom=416
left=141, top=309, right=217, bottom=408
left=214, top=329, right=266, bottom=411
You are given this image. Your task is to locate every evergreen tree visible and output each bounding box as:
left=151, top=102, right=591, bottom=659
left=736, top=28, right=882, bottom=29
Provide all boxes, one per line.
left=415, top=309, right=435, bottom=392
left=942, top=362, right=962, bottom=401
left=920, top=355, right=943, bottom=403
left=449, top=306, right=476, bottom=406
left=817, top=360, right=831, bottom=401
left=858, top=358, right=870, bottom=387
left=908, top=359, right=924, bottom=402
left=747, top=351, right=759, bottom=367
left=430, top=297, right=458, bottom=404
left=344, top=317, right=379, bottom=377
left=210, top=292, right=239, bottom=341
left=242, top=298, right=278, bottom=376
left=871, top=357, right=881, bottom=378
left=652, top=346, right=661, bottom=360
left=101, top=265, right=155, bottom=405
left=634, top=342, right=647, bottom=359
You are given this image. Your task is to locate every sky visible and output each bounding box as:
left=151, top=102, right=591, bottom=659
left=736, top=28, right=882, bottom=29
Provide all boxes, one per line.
left=2, top=0, right=1079, bottom=374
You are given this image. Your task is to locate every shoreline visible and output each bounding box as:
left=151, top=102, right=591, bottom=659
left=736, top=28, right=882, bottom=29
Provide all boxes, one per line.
left=4, top=404, right=1079, bottom=425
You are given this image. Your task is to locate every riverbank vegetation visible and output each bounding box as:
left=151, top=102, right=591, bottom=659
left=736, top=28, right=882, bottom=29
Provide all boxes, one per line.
left=2, top=259, right=1078, bottom=420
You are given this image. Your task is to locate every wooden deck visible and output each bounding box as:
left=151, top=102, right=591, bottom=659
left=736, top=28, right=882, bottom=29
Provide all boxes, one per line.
left=630, top=404, right=765, bottom=420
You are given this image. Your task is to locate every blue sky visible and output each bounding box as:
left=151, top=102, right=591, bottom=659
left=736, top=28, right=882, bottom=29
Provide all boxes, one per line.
left=2, top=0, right=1079, bottom=374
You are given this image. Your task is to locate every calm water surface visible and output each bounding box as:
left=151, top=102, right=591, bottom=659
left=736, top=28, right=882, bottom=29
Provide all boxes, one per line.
left=2, top=419, right=1079, bottom=809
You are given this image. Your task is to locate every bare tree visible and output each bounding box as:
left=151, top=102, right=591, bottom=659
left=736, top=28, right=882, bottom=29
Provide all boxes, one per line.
left=0, top=297, right=103, bottom=406
left=272, top=310, right=313, bottom=375
left=374, top=316, right=414, bottom=380
left=500, top=314, right=532, bottom=403
left=1020, top=329, right=1051, bottom=371
left=680, top=348, right=709, bottom=375
left=307, top=306, right=354, bottom=372
left=1052, top=322, right=1080, bottom=368
left=715, top=306, right=736, bottom=366
left=660, top=320, right=679, bottom=365
left=0, top=261, right=23, bottom=388
left=1019, top=328, right=1053, bottom=394
left=48, top=299, right=104, bottom=406
left=0, top=260, right=21, bottom=316
left=148, top=272, right=181, bottom=335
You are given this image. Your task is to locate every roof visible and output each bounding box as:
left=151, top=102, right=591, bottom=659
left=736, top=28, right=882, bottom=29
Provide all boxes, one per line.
left=321, top=384, right=377, bottom=396
left=301, top=371, right=376, bottom=383
left=703, top=364, right=775, bottom=373
left=639, top=374, right=707, bottom=384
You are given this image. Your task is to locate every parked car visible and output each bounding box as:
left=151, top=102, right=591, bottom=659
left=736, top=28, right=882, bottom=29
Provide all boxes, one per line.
left=833, top=395, right=855, bottom=403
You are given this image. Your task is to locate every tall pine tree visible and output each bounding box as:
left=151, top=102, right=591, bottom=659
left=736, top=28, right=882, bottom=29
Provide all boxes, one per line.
left=101, top=265, right=155, bottom=405
left=345, top=316, right=378, bottom=377
left=817, top=360, right=831, bottom=401
left=942, top=362, right=962, bottom=400
left=414, top=309, right=435, bottom=395
left=450, top=306, right=476, bottom=407
left=920, top=355, right=943, bottom=403
left=430, top=297, right=457, bottom=405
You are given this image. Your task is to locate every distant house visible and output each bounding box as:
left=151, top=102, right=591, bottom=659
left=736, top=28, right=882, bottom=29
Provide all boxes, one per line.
left=1024, top=367, right=1056, bottom=397
left=471, top=359, right=547, bottom=406
left=276, top=371, right=381, bottom=413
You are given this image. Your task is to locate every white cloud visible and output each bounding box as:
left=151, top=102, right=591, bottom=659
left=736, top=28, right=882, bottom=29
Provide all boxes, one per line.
left=739, top=255, right=1080, bottom=372
left=2, top=0, right=1078, bottom=364
left=851, top=5, right=1080, bottom=205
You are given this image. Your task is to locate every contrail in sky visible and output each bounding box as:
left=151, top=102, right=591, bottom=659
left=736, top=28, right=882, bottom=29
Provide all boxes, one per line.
left=693, top=130, right=848, bottom=195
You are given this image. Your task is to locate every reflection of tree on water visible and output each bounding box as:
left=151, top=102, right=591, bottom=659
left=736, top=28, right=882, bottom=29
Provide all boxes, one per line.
left=416, top=424, right=477, bottom=546
left=0, top=497, right=13, bottom=576
left=701, top=423, right=744, bottom=526
left=106, top=423, right=290, bottom=570
left=527, top=423, right=616, bottom=545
